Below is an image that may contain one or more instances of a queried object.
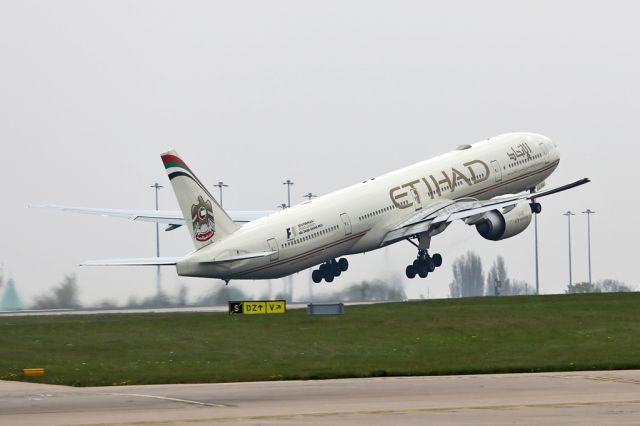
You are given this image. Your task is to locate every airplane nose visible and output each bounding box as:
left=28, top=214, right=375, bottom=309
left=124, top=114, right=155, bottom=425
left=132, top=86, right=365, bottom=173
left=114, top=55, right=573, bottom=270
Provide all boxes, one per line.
left=548, top=138, right=560, bottom=162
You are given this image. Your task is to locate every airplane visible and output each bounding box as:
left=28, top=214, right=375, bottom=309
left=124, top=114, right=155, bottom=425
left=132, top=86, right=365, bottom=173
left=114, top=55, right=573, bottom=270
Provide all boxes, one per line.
left=38, top=132, right=588, bottom=284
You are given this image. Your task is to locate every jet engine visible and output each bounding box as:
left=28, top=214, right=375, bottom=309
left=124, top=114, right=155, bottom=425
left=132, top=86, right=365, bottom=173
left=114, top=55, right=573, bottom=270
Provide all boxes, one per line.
left=475, top=202, right=532, bottom=241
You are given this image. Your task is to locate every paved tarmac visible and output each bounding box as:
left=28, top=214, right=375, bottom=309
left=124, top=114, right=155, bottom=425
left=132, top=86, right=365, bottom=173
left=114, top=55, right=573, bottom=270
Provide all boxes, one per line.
left=2, top=370, right=640, bottom=425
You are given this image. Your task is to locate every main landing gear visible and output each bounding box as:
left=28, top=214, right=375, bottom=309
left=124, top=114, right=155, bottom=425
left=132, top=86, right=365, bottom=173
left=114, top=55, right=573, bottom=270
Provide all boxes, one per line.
left=405, top=250, right=442, bottom=279
left=312, top=258, right=349, bottom=283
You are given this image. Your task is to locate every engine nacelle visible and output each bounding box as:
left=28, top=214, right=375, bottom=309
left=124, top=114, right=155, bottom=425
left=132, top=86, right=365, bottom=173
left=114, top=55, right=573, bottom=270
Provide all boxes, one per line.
left=475, top=202, right=532, bottom=241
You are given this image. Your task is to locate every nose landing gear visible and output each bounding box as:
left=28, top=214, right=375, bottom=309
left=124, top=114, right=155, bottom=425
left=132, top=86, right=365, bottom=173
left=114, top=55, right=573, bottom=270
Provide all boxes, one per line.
left=312, top=258, right=349, bottom=283
left=406, top=250, right=442, bottom=279
left=530, top=202, right=542, bottom=214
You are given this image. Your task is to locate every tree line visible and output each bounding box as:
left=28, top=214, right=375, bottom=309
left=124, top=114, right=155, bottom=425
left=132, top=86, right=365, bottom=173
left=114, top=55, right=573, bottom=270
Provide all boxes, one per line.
left=449, top=251, right=633, bottom=297
left=24, top=274, right=406, bottom=310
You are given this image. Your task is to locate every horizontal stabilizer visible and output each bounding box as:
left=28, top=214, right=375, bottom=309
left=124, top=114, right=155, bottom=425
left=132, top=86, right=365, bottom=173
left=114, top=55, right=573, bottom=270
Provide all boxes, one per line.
left=81, top=257, right=180, bottom=266
left=207, top=251, right=277, bottom=263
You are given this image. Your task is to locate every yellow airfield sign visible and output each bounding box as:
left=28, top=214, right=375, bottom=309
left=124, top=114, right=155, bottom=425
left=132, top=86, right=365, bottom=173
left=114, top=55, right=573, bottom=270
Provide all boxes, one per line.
left=228, top=300, right=286, bottom=315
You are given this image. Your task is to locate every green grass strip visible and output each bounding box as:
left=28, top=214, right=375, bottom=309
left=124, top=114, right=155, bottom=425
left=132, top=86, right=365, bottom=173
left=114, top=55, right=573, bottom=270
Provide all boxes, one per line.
left=1, top=293, right=639, bottom=387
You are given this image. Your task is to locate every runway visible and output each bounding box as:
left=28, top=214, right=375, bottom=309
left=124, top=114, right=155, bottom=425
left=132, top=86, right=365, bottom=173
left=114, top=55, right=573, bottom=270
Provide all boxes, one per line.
left=2, top=370, right=640, bottom=425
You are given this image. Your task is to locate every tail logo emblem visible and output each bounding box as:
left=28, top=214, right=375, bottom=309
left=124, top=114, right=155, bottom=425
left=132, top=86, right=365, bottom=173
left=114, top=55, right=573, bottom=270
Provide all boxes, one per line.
left=191, top=196, right=215, bottom=241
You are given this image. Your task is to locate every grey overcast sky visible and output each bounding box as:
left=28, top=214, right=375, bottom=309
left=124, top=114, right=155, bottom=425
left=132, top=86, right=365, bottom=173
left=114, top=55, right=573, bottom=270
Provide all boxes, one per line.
left=1, top=1, right=638, bottom=305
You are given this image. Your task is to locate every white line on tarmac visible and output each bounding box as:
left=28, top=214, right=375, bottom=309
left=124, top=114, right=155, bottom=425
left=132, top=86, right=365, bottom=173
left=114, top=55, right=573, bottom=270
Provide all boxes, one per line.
left=108, top=393, right=230, bottom=408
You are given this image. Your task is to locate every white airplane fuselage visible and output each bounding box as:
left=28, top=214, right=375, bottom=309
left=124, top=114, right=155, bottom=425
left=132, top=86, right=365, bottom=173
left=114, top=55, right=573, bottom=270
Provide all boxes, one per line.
left=177, top=132, right=559, bottom=280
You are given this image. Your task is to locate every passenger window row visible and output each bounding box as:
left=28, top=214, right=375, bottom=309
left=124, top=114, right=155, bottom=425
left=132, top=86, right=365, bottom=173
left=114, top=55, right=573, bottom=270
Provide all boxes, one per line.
left=282, top=225, right=339, bottom=248
left=359, top=204, right=396, bottom=222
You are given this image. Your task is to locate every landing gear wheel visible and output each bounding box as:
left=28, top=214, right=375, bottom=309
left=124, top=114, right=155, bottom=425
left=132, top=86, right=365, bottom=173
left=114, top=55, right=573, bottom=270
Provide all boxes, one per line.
left=312, top=270, right=322, bottom=283
left=331, top=261, right=341, bottom=277
left=432, top=253, right=442, bottom=267
left=324, top=273, right=334, bottom=283
left=406, top=265, right=416, bottom=279
left=426, top=257, right=435, bottom=272
left=416, top=262, right=428, bottom=277
left=530, top=202, right=542, bottom=214
left=338, top=258, right=349, bottom=272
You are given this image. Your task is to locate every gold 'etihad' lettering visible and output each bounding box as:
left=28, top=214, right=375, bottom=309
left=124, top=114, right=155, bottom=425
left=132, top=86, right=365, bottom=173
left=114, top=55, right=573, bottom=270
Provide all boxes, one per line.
left=390, top=160, right=491, bottom=209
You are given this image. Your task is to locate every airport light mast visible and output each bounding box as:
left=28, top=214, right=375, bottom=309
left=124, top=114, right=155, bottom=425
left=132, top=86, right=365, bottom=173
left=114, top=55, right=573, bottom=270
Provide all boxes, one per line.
left=563, top=211, right=575, bottom=287
left=283, top=180, right=294, bottom=208
left=534, top=210, right=540, bottom=295
left=281, top=180, right=295, bottom=303
left=213, top=181, right=229, bottom=207
left=150, top=182, right=163, bottom=296
left=582, top=209, right=595, bottom=285
left=303, top=192, right=317, bottom=303
left=303, top=192, right=317, bottom=202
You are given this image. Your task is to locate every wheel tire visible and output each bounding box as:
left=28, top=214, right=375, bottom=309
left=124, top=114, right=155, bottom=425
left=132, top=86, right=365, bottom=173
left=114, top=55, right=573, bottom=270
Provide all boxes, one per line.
left=319, top=263, right=328, bottom=273
left=413, top=259, right=422, bottom=269
left=338, top=258, right=349, bottom=272
left=416, top=262, right=428, bottom=276
left=531, top=202, right=542, bottom=214
left=433, top=253, right=443, bottom=267
left=312, top=270, right=322, bottom=283
left=405, top=265, right=416, bottom=279
left=325, top=273, right=334, bottom=283
left=426, top=257, right=435, bottom=272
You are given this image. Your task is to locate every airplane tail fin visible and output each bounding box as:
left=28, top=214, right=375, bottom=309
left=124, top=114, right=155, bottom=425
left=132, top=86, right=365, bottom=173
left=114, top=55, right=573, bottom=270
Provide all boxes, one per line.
left=161, top=150, right=238, bottom=250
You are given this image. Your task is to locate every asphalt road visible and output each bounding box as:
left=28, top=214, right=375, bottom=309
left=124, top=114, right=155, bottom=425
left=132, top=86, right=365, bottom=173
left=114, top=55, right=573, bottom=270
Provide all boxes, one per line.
left=2, top=371, right=640, bottom=425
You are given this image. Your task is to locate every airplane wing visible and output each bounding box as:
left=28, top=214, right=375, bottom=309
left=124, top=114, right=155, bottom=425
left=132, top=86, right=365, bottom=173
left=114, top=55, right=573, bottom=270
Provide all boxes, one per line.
left=81, top=251, right=276, bottom=266
left=382, top=178, right=590, bottom=245
left=31, top=204, right=274, bottom=226
left=81, top=257, right=181, bottom=266
left=32, top=204, right=185, bottom=225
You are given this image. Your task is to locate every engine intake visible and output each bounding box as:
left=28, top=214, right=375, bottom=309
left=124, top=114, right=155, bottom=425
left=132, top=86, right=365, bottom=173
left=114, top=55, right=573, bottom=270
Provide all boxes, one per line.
left=476, top=203, right=532, bottom=241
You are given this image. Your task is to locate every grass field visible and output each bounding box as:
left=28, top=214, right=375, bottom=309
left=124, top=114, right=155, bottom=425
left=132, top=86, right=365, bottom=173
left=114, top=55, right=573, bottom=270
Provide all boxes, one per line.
left=1, top=293, right=639, bottom=387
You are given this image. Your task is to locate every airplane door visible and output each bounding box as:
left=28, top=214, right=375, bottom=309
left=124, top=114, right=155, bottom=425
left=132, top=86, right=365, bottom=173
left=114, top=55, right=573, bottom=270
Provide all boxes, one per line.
left=411, top=188, right=422, bottom=211
left=267, top=238, right=279, bottom=261
left=491, top=160, right=502, bottom=183
left=340, top=213, right=352, bottom=236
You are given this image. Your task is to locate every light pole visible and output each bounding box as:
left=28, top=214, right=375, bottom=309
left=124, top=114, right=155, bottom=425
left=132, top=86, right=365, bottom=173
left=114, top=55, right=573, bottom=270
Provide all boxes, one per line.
left=150, top=183, right=163, bottom=296
left=303, top=191, right=318, bottom=303
left=563, top=211, right=575, bottom=287
left=530, top=189, right=540, bottom=295
left=213, top=181, right=229, bottom=206
left=283, top=179, right=294, bottom=208
left=582, top=209, right=595, bottom=285
left=534, top=212, right=539, bottom=294
left=281, top=180, right=295, bottom=302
